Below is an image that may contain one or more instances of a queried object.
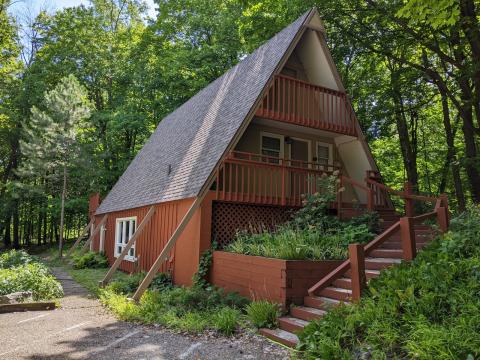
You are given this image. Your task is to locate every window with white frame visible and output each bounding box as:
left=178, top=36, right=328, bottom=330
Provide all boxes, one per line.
left=316, top=142, right=333, bottom=170
left=261, top=133, right=284, bottom=164
left=114, top=217, right=137, bottom=261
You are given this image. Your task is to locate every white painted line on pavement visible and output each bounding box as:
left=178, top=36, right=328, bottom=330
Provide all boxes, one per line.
left=0, top=321, right=92, bottom=357
left=91, top=330, right=140, bottom=354
left=17, top=313, right=50, bottom=324
left=64, top=321, right=91, bottom=331
left=178, top=342, right=202, bottom=359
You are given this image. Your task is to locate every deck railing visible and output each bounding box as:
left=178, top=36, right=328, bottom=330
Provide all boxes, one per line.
left=214, top=151, right=340, bottom=207
left=255, top=74, right=357, bottom=136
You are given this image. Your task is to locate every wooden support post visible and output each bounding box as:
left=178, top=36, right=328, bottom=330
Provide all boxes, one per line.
left=79, top=214, right=108, bottom=255
left=367, top=189, right=374, bottom=212
left=440, top=193, right=449, bottom=222
left=132, top=198, right=202, bottom=302
left=436, top=206, right=449, bottom=233
left=400, top=216, right=416, bottom=260
left=337, top=175, right=343, bottom=218
left=348, top=244, right=366, bottom=301
left=99, top=206, right=156, bottom=287
left=404, top=181, right=414, bottom=217
left=89, top=221, right=95, bottom=252
left=66, top=219, right=94, bottom=257
left=281, top=166, right=286, bottom=206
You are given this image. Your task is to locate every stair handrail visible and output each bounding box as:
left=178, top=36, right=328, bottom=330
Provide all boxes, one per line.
left=339, top=175, right=375, bottom=212
left=365, top=178, right=439, bottom=202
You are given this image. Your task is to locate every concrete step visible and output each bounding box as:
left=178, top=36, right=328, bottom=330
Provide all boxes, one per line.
left=279, top=316, right=310, bottom=333
left=260, top=328, right=299, bottom=347
left=304, top=295, right=344, bottom=310
left=318, top=287, right=352, bottom=301
left=365, top=257, right=402, bottom=270
left=290, top=306, right=326, bottom=321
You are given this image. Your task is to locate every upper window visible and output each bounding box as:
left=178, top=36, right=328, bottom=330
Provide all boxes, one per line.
left=261, top=133, right=284, bottom=164
left=114, top=217, right=137, bottom=261
left=316, top=142, right=333, bottom=170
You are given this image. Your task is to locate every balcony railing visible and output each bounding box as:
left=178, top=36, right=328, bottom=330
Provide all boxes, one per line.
left=214, top=151, right=340, bottom=207
left=255, top=74, right=357, bottom=136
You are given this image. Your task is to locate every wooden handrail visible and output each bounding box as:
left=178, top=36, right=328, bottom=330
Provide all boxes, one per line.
left=276, top=74, right=346, bottom=97
left=364, top=221, right=400, bottom=254
left=308, top=259, right=351, bottom=296
left=342, top=175, right=370, bottom=192
left=366, top=178, right=438, bottom=202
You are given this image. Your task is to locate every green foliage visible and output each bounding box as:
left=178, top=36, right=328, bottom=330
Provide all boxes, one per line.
left=0, top=250, right=63, bottom=300
left=298, top=207, right=480, bottom=359
left=0, top=249, right=33, bottom=268
left=246, top=300, right=281, bottom=329
left=192, top=242, right=217, bottom=288
left=212, top=307, right=241, bottom=335
left=72, top=251, right=108, bottom=269
left=101, top=279, right=249, bottom=334
left=225, top=179, right=378, bottom=260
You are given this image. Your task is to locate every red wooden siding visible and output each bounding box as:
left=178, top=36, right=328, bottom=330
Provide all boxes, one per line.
left=92, top=198, right=197, bottom=280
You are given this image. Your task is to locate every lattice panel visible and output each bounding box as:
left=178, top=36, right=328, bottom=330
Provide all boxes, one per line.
left=211, top=201, right=295, bottom=248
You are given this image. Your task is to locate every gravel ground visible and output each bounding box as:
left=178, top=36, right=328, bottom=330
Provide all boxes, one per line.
left=0, top=268, right=292, bottom=359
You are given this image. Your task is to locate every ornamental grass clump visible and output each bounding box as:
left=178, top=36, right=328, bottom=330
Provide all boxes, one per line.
left=298, top=207, right=480, bottom=359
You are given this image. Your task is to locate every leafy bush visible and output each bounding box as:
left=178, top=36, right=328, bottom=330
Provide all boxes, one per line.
left=246, top=300, right=281, bottom=329
left=0, top=262, right=63, bottom=300
left=225, top=174, right=379, bottom=260
left=101, top=281, right=249, bottom=334
left=298, top=207, right=480, bottom=359
left=0, top=250, right=33, bottom=269
left=213, top=307, right=240, bottom=335
left=72, top=251, right=108, bottom=269
left=226, top=223, right=374, bottom=260
left=107, top=272, right=146, bottom=295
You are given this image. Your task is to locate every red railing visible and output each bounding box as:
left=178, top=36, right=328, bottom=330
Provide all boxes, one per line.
left=308, top=187, right=449, bottom=299
left=214, top=151, right=340, bottom=207
left=255, top=74, right=357, bottom=136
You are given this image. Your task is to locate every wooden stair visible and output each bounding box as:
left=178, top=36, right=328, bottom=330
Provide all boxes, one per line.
left=260, top=209, right=437, bottom=348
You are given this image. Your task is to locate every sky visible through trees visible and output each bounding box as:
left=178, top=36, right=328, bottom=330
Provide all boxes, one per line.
left=0, top=0, right=479, bottom=249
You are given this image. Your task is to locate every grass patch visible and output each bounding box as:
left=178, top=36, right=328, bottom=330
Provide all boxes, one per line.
left=246, top=300, right=281, bottom=329
left=72, top=251, right=108, bottom=269
left=298, top=207, right=480, bottom=359
left=0, top=250, right=63, bottom=300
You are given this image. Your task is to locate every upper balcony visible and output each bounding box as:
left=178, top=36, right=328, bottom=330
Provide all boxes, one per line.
left=255, top=75, right=357, bottom=137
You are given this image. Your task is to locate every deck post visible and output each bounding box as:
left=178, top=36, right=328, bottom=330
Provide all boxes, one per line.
left=436, top=206, right=449, bottom=233
left=367, top=188, right=374, bottom=212
left=99, top=206, right=156, bottom=287
left=348, top=243, right=366, bottom=301
left=404, top=181, right=414, bottom=217
left=400, top=216, right=416, bottom=260
left=281, top=166, right=286, bottom=206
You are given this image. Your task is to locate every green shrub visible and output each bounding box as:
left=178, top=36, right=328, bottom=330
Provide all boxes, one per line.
left=150, top=272, right=173, bottom=291
left=101, top=282, right=249, bottom=334
left=246, top=300, right=280, bottom=329
left=226, top=223, right=374, bottom=260
left=213, top=307, right=240, bottom=335
left=72, top=251, right=108, bottom=269
left=298, top=207, right=480, bottom=359
left=0, top=250, right=33, bottom=269
left=0, top=262, right=63, bottom=300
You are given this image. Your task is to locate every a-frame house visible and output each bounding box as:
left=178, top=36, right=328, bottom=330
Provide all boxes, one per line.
left=92, top=8, right=380, bottom=283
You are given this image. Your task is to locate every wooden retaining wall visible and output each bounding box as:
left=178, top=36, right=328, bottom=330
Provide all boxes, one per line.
left=210, top=251, right=342, bottom=306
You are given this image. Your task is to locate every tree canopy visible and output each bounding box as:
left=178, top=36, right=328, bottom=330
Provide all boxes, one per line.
left=1, top=0, right=479, bottom=248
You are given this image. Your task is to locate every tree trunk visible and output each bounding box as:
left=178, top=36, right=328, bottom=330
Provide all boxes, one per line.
left=437, top=88, right=466, bottom=211
left=12, top=201, right=19, bottom=249
left=4, top=216, right=11, bottom=248
left=58, top=165, right=67, bottom=258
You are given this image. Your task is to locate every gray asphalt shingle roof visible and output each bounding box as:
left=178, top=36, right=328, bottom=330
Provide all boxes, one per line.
left=96, top=10, right=310, bottom=215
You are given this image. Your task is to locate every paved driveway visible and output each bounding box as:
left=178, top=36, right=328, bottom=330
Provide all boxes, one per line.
left=0, top=268, right=291, bottom=359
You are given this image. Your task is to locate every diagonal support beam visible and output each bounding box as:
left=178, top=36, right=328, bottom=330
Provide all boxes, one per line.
left=132, top=198, right=202, bottom=301
left=99, top=206, right=156, bottom=287
left=79, top=214, right=109, bottom=255
left=66, top=219, right=94, bottom=258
